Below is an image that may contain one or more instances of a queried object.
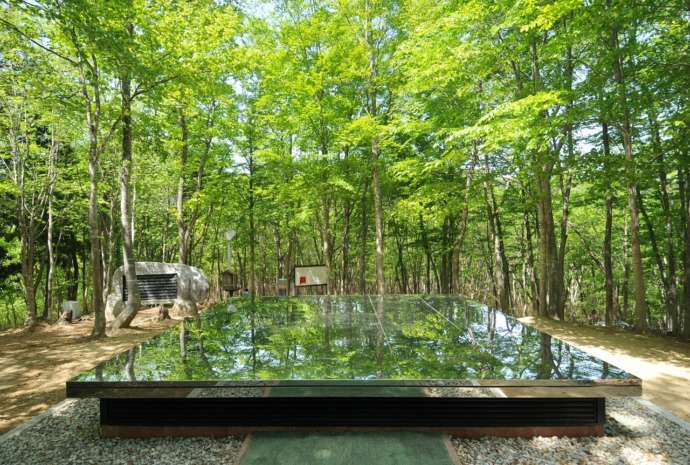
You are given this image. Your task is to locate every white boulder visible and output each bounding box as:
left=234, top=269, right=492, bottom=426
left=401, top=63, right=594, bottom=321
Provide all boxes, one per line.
left=105, top=262, right=209, bottom=321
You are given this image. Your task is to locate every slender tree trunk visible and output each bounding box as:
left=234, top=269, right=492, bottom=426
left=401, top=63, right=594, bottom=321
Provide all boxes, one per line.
left=248, top=151, right=256, bottom=299
left=440, top=217, right=453, bottom=294
left=649, top=113, right=678, bottom=333
left=522, top=187, right=539, bottom=315
left=609, top=4, right=647, bottom=331
left=602, top=122, right=614, bottom=327
left=320, top=197, right=333, bottom=294
left=86, top=109, right=106, bottom=336
left=371, top=141, right=385, bottom=295
left=623, top=215, right=630, bottom=321
left=43, top=145, right=56, bottom=321
left=68, top=241, right=79, bottom=301
left=9, top=118, right=41, bottom=326
left=453, top=157, right=475, bottom=294
left=393, top=222, right=408, bottom=293
left=364, top=1, right=385, bottom=295
left=177, top=109, right=189, bottom=265
left=555, top=30, right=574, bottom=320
left=358, top=177, right=369, bottom=293
left=87, top=143, right=105, bottom=335
left=341, top=199, right=352, bottom=294
left=489, top=178, right=511, bottom=312
left=20, top=233, right=38, bottom=326
left=103, top=194, right=117, bottom=297
left=679, top=165, right=690, bottom=341
left=113, top=56, right=141, bottom=330
left=484, top=181, right=509, bottom=311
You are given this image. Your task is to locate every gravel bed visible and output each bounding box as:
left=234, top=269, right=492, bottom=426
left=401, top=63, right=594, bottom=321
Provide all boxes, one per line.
left=452, top=397, right=690, bottom=465
left=0, top=399, right=245, bottom=465
left=1, top=396, right=687, bottom=464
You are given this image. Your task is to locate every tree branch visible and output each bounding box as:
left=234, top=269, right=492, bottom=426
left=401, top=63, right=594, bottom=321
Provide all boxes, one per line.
left=0, top=17, right=79, bottom=66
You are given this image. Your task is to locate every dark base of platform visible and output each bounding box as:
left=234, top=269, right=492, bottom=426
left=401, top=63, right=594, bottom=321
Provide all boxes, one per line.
left=100, top=397, right=605, bottom=438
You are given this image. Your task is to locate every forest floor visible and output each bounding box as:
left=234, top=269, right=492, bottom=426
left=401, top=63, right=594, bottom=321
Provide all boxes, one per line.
left=519, top=316, right=690, bottom=421
left=0, top=308, right=179, bottom=434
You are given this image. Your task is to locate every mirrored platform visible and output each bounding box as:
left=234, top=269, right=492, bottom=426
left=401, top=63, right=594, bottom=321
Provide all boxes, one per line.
left=67, top=296, right=640, bottom=399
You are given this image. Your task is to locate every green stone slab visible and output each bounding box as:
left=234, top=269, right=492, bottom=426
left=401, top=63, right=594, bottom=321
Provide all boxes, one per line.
left=240, top=432, right=455, bottom=465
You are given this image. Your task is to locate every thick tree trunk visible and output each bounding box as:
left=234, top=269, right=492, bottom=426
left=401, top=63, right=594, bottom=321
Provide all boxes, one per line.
left=530, top=37, right=561, bottom=319
left=113, top=61, right=141, bottom=329
left=536, top=166, right=558, bottom=318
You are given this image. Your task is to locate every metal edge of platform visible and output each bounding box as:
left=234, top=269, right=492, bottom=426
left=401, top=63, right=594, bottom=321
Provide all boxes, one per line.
left=66, top=379, right=642, bottom=399
left=100, top=424, right=605, bottom=438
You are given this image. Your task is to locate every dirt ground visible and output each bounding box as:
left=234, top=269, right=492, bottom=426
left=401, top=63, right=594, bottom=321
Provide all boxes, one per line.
left=0, top=308, right=179, bottom=434
left=519, top=316, right=690, bottom=421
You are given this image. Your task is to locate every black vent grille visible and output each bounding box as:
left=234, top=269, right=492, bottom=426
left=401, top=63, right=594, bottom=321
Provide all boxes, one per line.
left=123, top=274, right=178, bottom=302
left=101, top=397, right=604, bottom=427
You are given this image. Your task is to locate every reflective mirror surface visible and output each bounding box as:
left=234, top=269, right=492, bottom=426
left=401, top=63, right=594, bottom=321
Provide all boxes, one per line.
left=71, top=296, right=634, bottom=385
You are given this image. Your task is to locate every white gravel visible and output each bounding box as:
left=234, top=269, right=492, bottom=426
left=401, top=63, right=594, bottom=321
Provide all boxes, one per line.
left=1, top=396, right=687, bottom=464
left=0, top=399, right=245, bottom=465
left=452, top=397, right=690, bottom=465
